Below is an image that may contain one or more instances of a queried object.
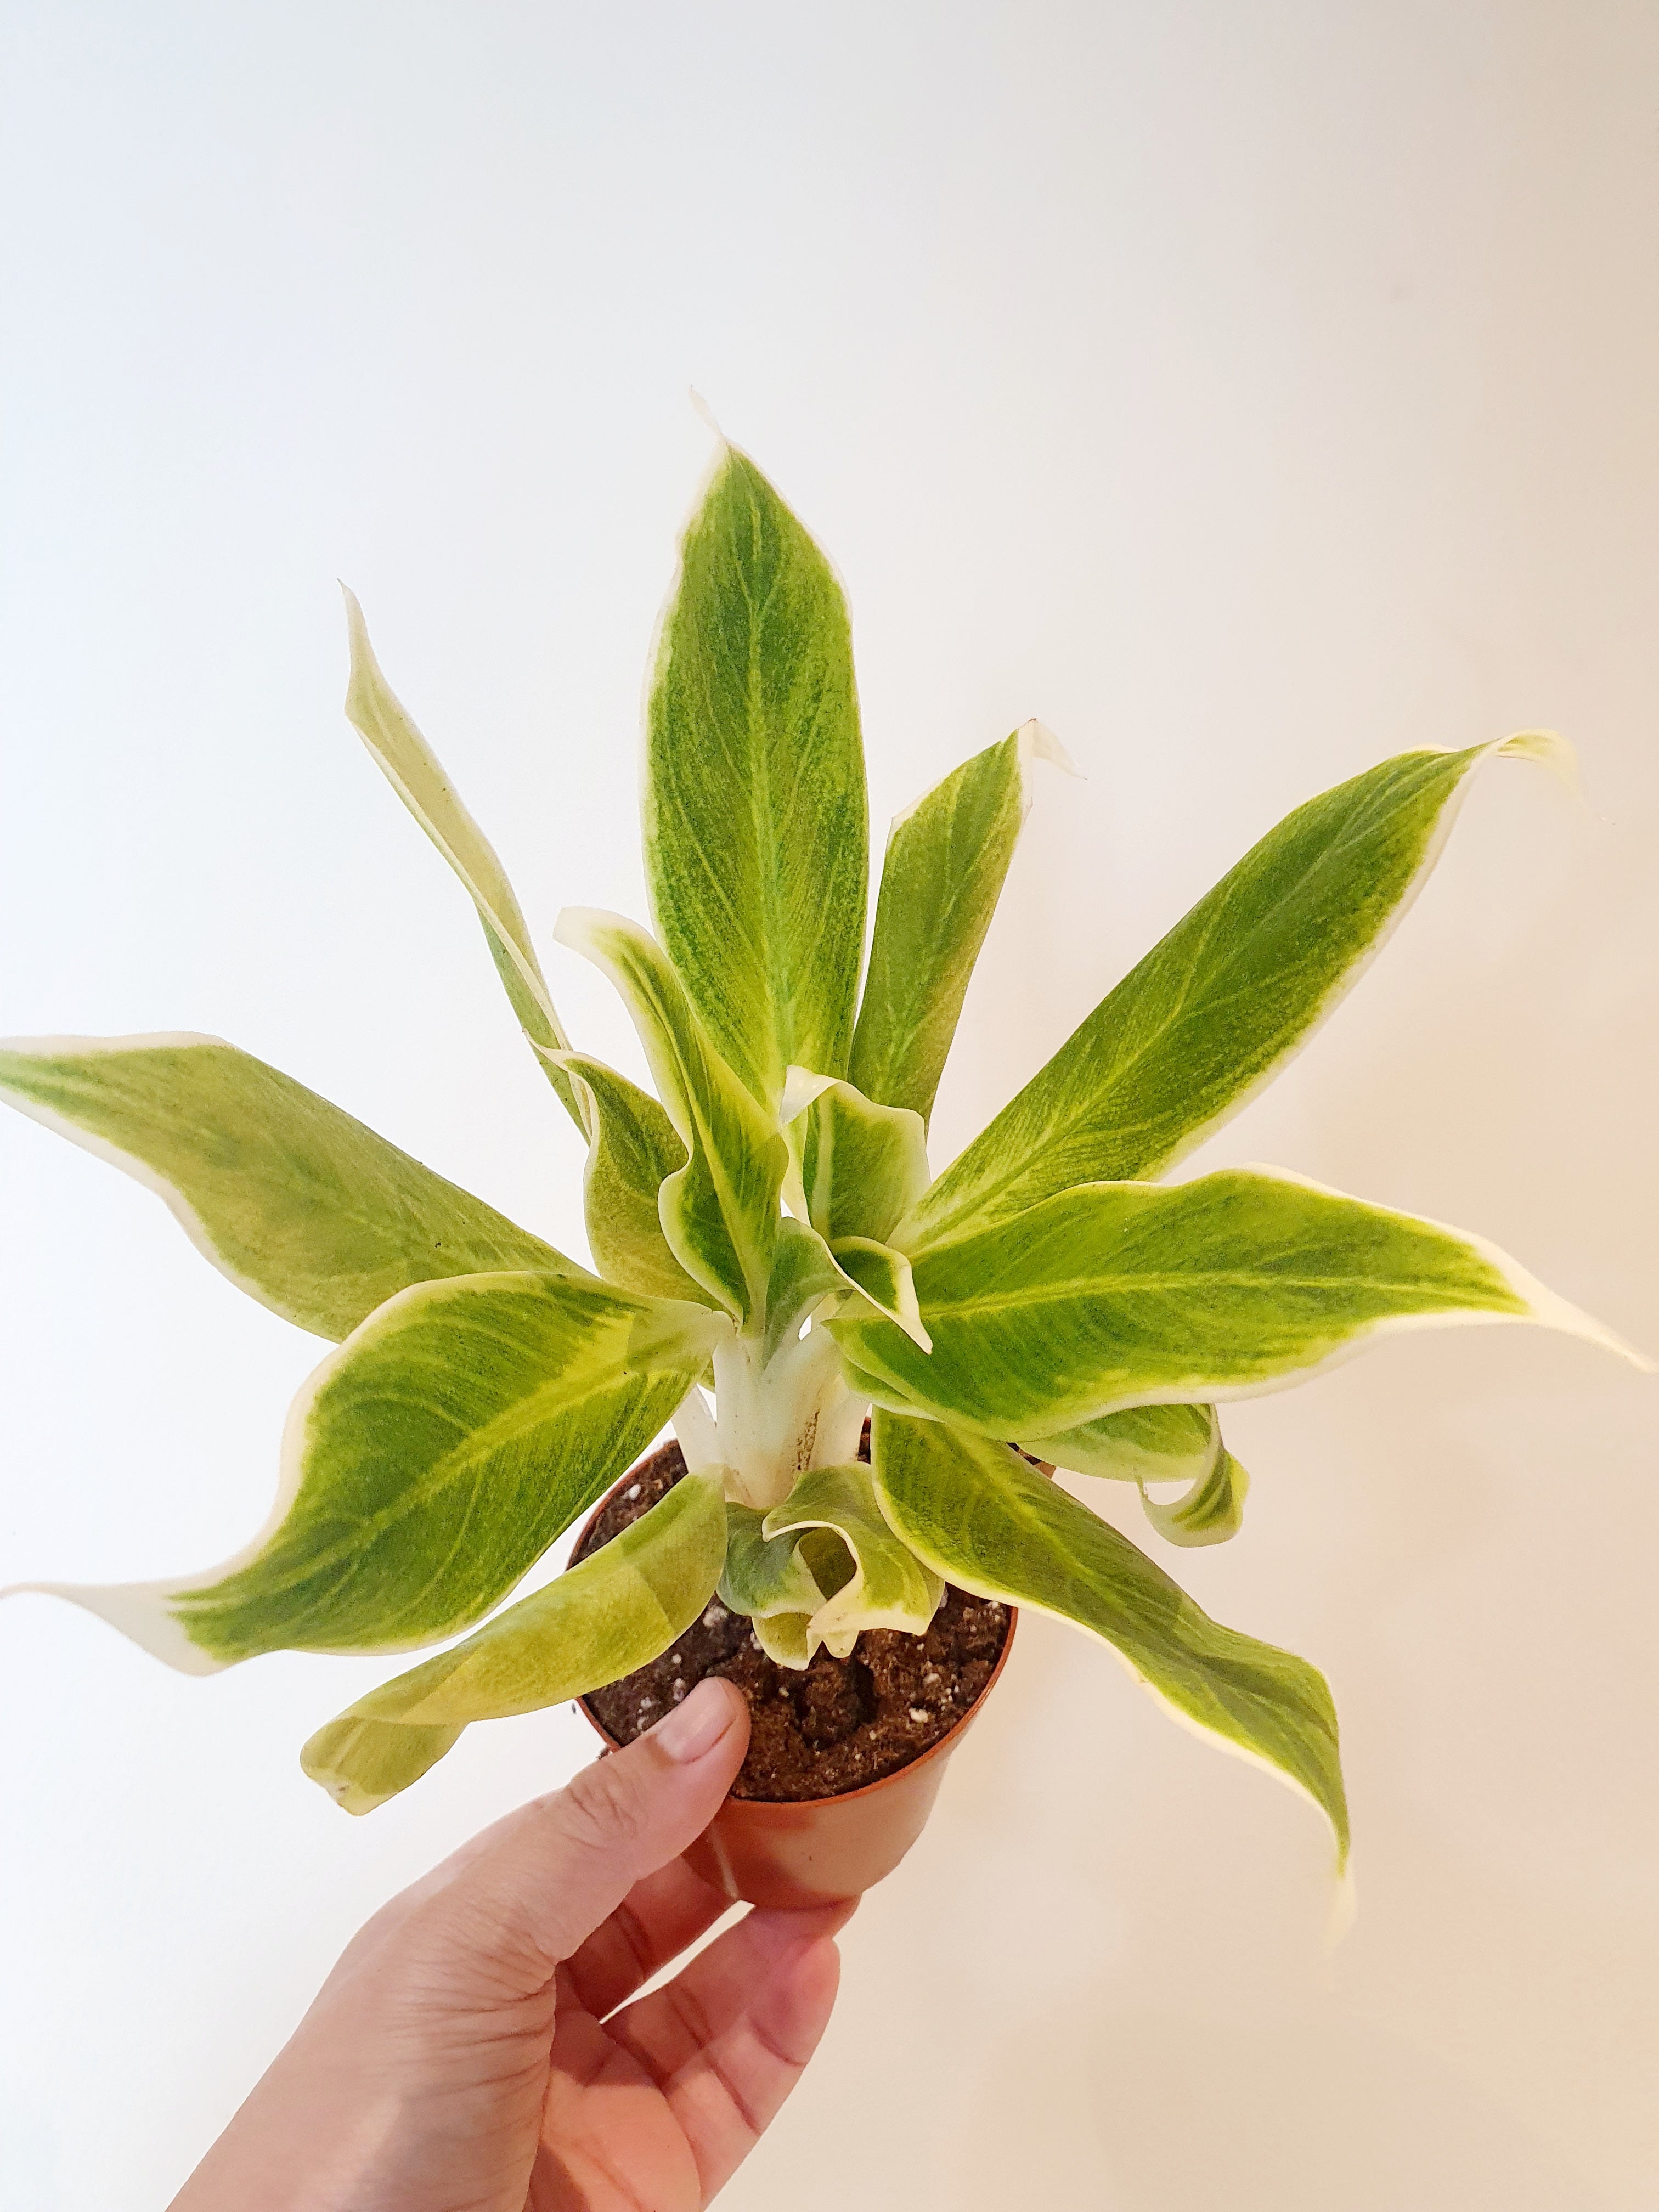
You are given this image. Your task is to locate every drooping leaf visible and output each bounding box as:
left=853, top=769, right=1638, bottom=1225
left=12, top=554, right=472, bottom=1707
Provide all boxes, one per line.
left=303, top=1471, right=726, bottom=1813
left=900, top=734, right=1575, bottom=1248
left=763, top=1462, right=943, bottom=1659
left=342, top=589, right=586, bottom=1132
left=298, top=1714, right=465, bottom=1813
left=781, top=1068, right=931, bottom=1245
left=0, top=1035, right=572, bottom=1339
left=1026, top=1401, right=1248, bottom=1548
left=719, top=1503, right=827, bottom=1621
left=556, top=911, right=786, bottom=1325
left=751, top=1612, right=816, bottom=1667
left=17, top=1273, right=712, bottom=1672
left=836, top=1166, right=1637, bottom=1438
left=849, top=721, right=1075, bottom=1128
left=1141, top=1449, right=1250, bottom=1548
left=872, top=1412, right=1348, bottom=1863
left=1024, top=1402, right=1219, bottom=1485
left=644, top=445, right=867, bottom=1108
left=552, top=1052, right=703, bottom=1304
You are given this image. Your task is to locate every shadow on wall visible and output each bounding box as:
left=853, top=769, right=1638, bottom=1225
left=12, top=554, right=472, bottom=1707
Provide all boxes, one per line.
left=958, top=2008, right=1616, bottom=2212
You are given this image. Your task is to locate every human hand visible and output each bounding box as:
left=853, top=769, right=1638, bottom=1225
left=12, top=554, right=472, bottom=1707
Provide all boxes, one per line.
left=170, top=1678, right=850, bottom=2210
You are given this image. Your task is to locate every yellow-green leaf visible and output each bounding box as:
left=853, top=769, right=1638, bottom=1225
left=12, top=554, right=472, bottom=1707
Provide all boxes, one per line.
left=781, top=1068, right=930, bottom=1245
left=1142, top=1449, right=1250, bottom=1548
left=837, top=1168, right=1637, bottom=1438
left=873, top=1412, right=1348, bottom=1864
left=303, top=1470, right=726, bottom=1812
left=553, top=1051, right=704, bottom=1304
left=644, top=445, right=867, bottom=1108
left=900, top=735, right=1573, bottom=1248
left=342, top=589, right=585, bottom=1131
left=555, top=910, right=785, bottom=1324
left=763, top=1461, right=943, bottom=1659
left=849, top=721, right=1074, bottom=1128
left=0, top=1034, right=573, bottom=1339
left=20, top=1273, right=704, bottom=1673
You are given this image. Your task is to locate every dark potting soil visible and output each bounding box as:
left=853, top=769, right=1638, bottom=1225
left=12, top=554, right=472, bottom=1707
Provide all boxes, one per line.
left=573, top=1436, right=1011, bottom=1802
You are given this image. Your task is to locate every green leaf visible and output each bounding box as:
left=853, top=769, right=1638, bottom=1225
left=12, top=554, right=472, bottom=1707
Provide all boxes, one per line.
left=751, top=1612, right=816, bottom=1667
left=761, top=1216, right=847, bottom=1362
left=1023, top=1402, right=1219, bottom=1484
left=342, top=589, right=586, bottom=1132
left=555, top=910, right=786, bottom=1325
left=18, top=1273, right=707, bottom=1673
left=763, top=1462, right=944, bottom=1659
left=1142, top=1449, right=1250, bottom=1548
left=872, top=1412, right=1348, bottom=1864
left=781, top=1069, right=931, bottom=1245
left=849, top=721, right=1075, bottom=1128
left=1026, top=1401, right=1248, bottom=1548
left=0, top=1035, right=572, bottom=1339
left=900, top=734, right=1575, bottom=1248
left=297, top=1715, right=465, bottom=1814
left=760, top=1211, right=929, bottom=1356
left=1027, top=1401, right=1249, bottom=1548
left=552, top=1052, right=704, bottom=1305
left=834, top=1167, right=1637, bottom=1438
left=719, top=1502, right=827, bottom=1620
left=303, top=1470, right=726, bottom=1812
left=644, top=444, right=867, bottom=1108
left=828, top=1235, right=931, bottom=1351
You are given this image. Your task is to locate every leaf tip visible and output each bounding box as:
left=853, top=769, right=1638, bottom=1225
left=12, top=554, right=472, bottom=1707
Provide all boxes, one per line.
left=550, top=906, right=612, bottom=960
left=1323, top=1860, right=1358, bottom=1954
left=1497, top=726, right=1578, bottom=797
left=687, top=387, right=730, bottom=447
left=1509, top=1266, right=1654, bottom=1373
left=1019, top=718, right=1082, bottom=780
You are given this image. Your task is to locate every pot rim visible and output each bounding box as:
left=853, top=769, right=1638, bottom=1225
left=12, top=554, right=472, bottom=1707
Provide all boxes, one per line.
left=569, top=1445, right=1018, bottom=1813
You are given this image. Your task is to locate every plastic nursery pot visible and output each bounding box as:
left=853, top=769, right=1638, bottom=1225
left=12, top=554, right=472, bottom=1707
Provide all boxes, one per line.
left=572, top=1453, right=1018, bottom=1910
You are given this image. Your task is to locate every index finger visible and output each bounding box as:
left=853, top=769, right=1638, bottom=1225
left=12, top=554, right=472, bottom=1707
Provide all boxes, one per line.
left=561, top=1855, right=735, bottom=2020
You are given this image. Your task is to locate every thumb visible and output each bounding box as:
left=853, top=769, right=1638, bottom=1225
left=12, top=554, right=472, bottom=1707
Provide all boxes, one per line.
left=427, top=1677, right=750, bottom=1991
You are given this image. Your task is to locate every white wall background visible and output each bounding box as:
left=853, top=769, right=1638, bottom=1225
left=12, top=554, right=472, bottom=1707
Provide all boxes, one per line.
left=2, top=4, right=1656, bottom=2205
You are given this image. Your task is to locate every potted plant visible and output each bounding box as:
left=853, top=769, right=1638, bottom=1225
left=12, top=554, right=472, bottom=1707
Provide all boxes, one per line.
left=1, top=440, right=1640, bottom=1909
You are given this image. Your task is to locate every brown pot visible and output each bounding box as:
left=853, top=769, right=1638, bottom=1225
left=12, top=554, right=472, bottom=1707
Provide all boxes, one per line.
left=572, top=1463, right=1017, bottom=1910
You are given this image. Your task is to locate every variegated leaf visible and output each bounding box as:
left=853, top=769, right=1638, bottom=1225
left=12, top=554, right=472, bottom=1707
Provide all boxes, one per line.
left=552, top=1051, right=704, bottom=1305
left=302, top=1471, right=726, bottom=1812
left=1029, top=1401, right=1248, bottom=1549
left=849, top=720, right=1075, bottom=1127
left=644, top=444, right=867, bottom=1108
left=12, top=1273, right=712, bottom=1672
left=719, top=1503, right=827, bottom=1621
left=873, top=1412, right=1347, bottom=1863
left=1024, top=1402, right=1219, bottom=1485
left=0, top=1035, right=571, bottom=1340
left=828, top=1235, right=931, bottom=1351
left=555, top=910, right=785, bottom=1324
left=837, top=1167, right=1638, bottom=1438
left=342, top=589, right=586, bottom=1131
left=900, top=735, right=1574, bottom=1248
left=761, top=1216, right=847, bottom=1362
left=781, top=1068, right=930, bottom=1245
left=1142, top=1449, right=1250, bottom=1547
left=763, top=1461, right=943, bottom=1660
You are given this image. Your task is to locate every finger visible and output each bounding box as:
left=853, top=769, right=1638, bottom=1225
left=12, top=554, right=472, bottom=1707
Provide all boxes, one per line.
left=608, top=1903, right=850, bottom=2198
left=435, top=1678, right=750, bottom=1993
left=562, top=1855, right=735, bottom=2021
